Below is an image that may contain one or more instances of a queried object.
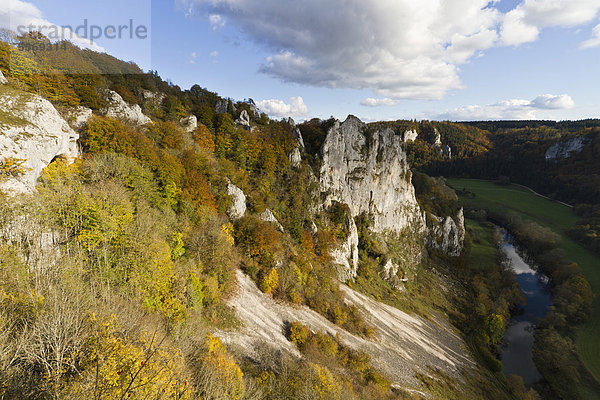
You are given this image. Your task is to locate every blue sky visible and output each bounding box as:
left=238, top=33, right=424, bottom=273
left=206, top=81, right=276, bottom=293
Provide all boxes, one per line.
left=2, top=0, right=600, bottom=121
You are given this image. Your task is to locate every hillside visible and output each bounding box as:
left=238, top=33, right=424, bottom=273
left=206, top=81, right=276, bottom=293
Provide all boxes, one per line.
left=0, top=33, right=536, bottom=400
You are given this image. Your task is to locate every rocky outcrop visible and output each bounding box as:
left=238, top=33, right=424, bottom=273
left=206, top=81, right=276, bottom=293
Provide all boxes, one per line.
left=431, top=128, right=442, bottom=147
left=226, top=183, right=247, bottom=220
left=319, top=116, right=425, bottom=234
left=235, top=110, right=251, bottom=129
left=180, top=115, right=198, bottom=133
left=0, top=89, right=79, bottom=193
left=383, top=259, right=399, bottom=280
left=215, top=99, right=228, bottom=114
left=318, top=116, right=465, bottom=280
left=427, top=208, right=465, bottom=257
left=287, top=117, right=304, bottom=167
left=402, top=129, right=418, bottom=142
left=142, top=90, right=166, bottom=103
left=441, top=144, right=452, bottom=159
left=289, top=147, right=302, bottom=168
left=545, top=136, right=591, bottom=160
left=67, top=106, right=93, bottom=130
left=102, top=90, right=152, bottom=126
left=330, top=215, right=360, bottom=282
left=288, top=118, right=305, bottom=149
left=0, top=70, right=7, bottom=85
left=259, top=209, right=284, bottom=232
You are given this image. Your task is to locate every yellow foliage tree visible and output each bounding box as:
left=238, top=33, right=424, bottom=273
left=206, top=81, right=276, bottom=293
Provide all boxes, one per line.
left=194, top=334, right=245, bottom=400
left=67, top=314, right=191, bottom=400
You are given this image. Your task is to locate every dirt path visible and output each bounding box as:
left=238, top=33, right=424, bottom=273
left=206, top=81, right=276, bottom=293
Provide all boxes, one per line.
left=217, top=270, right=476, bottom=389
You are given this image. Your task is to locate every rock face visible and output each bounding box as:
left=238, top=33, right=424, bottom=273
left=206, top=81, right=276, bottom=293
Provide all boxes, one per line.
left=141, top=90, right=166, bottom=103
left=293, top=127, right=305, bottom=149
left=319, top=116, right=425, bottom=234
left=0, top=70, right=7, bottom=84
left=383, top=259, right=399, bottom=280
left=67, top=106, right=93, bottom=130
left=330, top=215, right=360, bottom=282
left=102, top=90, right=152, bottom=126
left=441, top=144, right=452, bottom=159
left=432, top=128, right=442, bottom=147
left=402, top=129, right=418, bottom=142
left=235, top=110, right=251, bottom=129
left=180, top=115, right=198, bottom=133
left=259, top=209, right=284, bottom=232
left=289, top=147, right=302, bottom=168
left=215, top=99, right=228, bottom=114
left=0, top=89, right=79, bottom=193
left=545, top=136, right=591, bottom=160
left=318, top=116, right=465, bottom=280
left=427, top=208, right=465, bottom=257
left=226, top=183, right=247, bottom=220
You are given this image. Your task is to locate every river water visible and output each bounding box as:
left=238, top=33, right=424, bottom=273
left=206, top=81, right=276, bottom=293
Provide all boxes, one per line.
left=499, top=230, right=551, bottom=386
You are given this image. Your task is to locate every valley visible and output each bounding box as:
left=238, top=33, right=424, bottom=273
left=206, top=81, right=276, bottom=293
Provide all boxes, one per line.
left=448, top=178, right=600, bottom=399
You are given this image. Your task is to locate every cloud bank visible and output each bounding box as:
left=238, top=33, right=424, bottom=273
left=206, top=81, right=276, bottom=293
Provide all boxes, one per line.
left=431, top=94, right=575, bottom=121
left=184, top=0, right=600, bottom=101
left=257, top=97, right=309, bottom=118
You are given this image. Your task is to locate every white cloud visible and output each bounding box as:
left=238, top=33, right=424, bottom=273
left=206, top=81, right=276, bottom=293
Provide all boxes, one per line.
left=184, top=0, right=502, bottom=100
left=361, top=98, right=398, bottom=107
left=189, top=51, right=197, bottom=64
left=209, top=14, right=225, bottom=30
left=432, top=94, right=575, bottom=120
left=581, top=24, right=600, bottom=48
left=530, top=94, right=575, bottom=109
left=182, top=0, right=600, bottom=100
left=500, top=0, right=600, bottom=45
left=0, top=0, right=104, bottom=51
left=257, top=97, right=309, bottom=118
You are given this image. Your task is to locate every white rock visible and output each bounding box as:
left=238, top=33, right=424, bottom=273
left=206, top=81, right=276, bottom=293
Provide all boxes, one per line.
left=427, top=208, right=465, bottom=257
left=226, top=183, right=247, bottom=220
left=259, top=209, right=284, bottom=232
left=180, top=115, right=198, bottom=133
left=383, top=259, right=400, bottom=280
left=102, top=90, right=152, bottom=126
left=67, top=106, right=93, bottom=130
left=293, top=127, right=305, bottom=149
left=289, top=147, right=302, bottom=168
left=330, top=215, right=360, bottom=282
left=141, top=90, right=165, bottom=103
left=545, top=136, right=590, bottom=160
left=319, top=115, right=425, bottom=234
left=402, top=129, right=418, bottom=142
left=235, top=110, right=251, bottom=128
left=215, top=99, right=228, bottom=114
left=0, top=89, right=79, bottom=193
left=441, top=144, right=452, bottom=159
left=0, top=70, right=7, bottom=85
left=433, top=128, right=442, bottom=147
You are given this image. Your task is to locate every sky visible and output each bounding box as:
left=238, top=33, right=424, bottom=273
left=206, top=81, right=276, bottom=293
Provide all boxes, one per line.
left=1, top=0, right=599, bottom=122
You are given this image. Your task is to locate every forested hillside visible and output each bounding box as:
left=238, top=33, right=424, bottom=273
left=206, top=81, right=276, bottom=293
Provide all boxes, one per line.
left=0, top=32, right=542, bottom=400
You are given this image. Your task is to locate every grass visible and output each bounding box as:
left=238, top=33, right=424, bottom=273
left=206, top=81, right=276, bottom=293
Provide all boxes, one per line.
left=465, top=218, right=500, bottom=272
left=447, top=178, right=600, bottom=399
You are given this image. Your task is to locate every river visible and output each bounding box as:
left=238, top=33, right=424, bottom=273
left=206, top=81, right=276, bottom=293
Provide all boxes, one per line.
left=499, top=229, right=552, bottom=386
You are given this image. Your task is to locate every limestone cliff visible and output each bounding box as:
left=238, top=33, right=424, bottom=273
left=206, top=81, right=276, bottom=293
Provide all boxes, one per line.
left=102, top=90, right=152, bottom=126
left=545, top=135, right=591, bottom=160
left=319, top=116, right=425, bottom=234
left=318, top=116, right=464, bottom=280
left=0, top=87, right=79, bottom=193
left=427, top=208, right=465, bottom=257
